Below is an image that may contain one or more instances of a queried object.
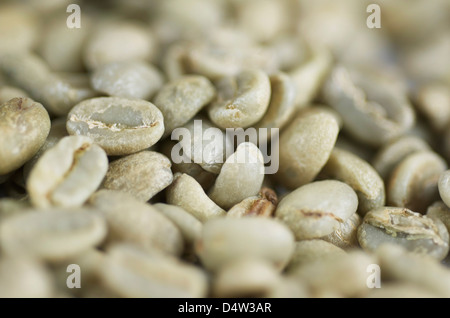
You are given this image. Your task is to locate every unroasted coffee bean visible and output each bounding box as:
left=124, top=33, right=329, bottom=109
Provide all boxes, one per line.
left=0, top=53, right=96, bottom=116
left=66, top=97, right=164, bottom=156
left=153, top=203, right=203, bottom=251
left=275, top=109, right=339, bottom=189
left=372, top=136, right=431, bottom=181
left=166, top=173, right=226, bottom=222
left=275, top=180, right=358, bottom=240
left=83, top=21, right=156, bottom=70
left=323, top=66, right=415, bottom=146
left=212, top=259, right=281, bottom=297
left=426, top=201, right=450, bottom=234
left=100, top=244, right=208, bottom=298
left=208, top=69, right=271, bottom=129
left=196, top=217, right=294, bottom=272
left=27, top=136, right=108, bottom=208
left=102, top=151, right=173, bottom=202
left=0, top=86, right=28, bottom=104
left=322, top=147, right=385, bottom=216
left=387, top=151, right=447, bottom=213
left=358, top=207, right=449, bottom=260
left=321, top=212, right=361, bottom=250
left=227, top=187, right=277, bottom=218
left=375, top=244, right=450, bottom=297
left=89, top=190, right=183, bottom=256
left=92, top=60, right=164, bottom=100
left=285, top=240, right=346, bottom=272
left=0, top=208, right=107, bottom=261
left=0, top=97, right=50, bottom=175
left=208, top=142, right=265, bottom=210
left=153, top=75, right=215, bottom=137
left=438, top=170, right=450, bottom=208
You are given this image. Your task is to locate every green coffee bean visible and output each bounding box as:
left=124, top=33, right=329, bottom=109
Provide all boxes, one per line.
left=100, top=244, right=208, bottom=298
left=207, top=69, right=271, bottom=129
left=426, top=201, right=450, bottom=234
left=358, top=207, right=449, bottom=260
left=275, top=109, right=339, bottom=189
left=276, top=180, right=358, bottom=240
left=0, top=97, right=50, bottom=175
left=387, top=151, right=447, bottom=213
left=438, top=170, right=450, bottom=208
left=321, top=212, right=361, bottom=250
left=196, top=217, right=295, bottom=272
left=212, top=259, right=281, bottom=297
left=323, top=66, right=415, bottom=146
left=27, top=136, right=108, bottom=208
left=83, top=21, right=156, bottom=70
left=372, top=136, right=431, bottom=181
left=0, top=208, right=107, bottom=261
left=227, top=187, right=277, bottom=218
left=66, top=97, right=164, bottom=156
left=153, top=75, right=215, bottom=137
left=285, top=240, right=346, bottom=273
left=208, top=142, right=265, bottom=210
left=0, top=53, right=96, bottom=116
left=102, top=151, right=173, bottom=202
left=89, top=190, right=184, bottom=256
left=0, top=86, right=28, bottom=104
left=92, top=60, right=164, bottom=100
left=166, top=173, right=226, bottom=222
left=322, top=147, right=385, bottom=216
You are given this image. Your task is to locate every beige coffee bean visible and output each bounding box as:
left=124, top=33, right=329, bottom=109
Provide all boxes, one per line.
left=334, top=135, right=375, bottom=163
left=372, top=136, right=431, bottom=181
left=185, top=43, right=277, bottom=80
left=162, top=44, right=189, bottom=81
left=153, top=75, right=215, bottom=137
left=89, top=190, right=183, bottom=256
left=265, top=277, right=309, bottom=298
left=100, top=244, right=208, bottom=298
left=227, top=187, right=277, bottom=218
left=66, top=97, right=164, bottom=156
left=321, top=212, right=361, bottom=250
left=213, top=259, right=281, bottom=298
left=426, top=201, right=450, bottom=234
left=323, top=66, right=415, bottom=146
left=0, top=4, right=39, bottom=53
left=276, top=180, right=358, bottom=240
left=438, top=170, right=450, bottom=208
left=0, top=208, right=107, bottom=261
left=358, top=207, right=449, bottom=260
left=388, top=151, right=447, bottom=213
left=289, top=48, right=333, bottom=108
left=207, top=69, right=271, bottom=129
left=0, top=86, right=28, bottom=104
left=0, top=198, right=31, bottom=222
left=375, top=244, right=450, bottom=297
left=322, top=147, right=385, bottom=216
left=83, top=21, right=156, bottom=70
left=23, top=117, right=68, bottom=180
left=0, top=53, right=97, bottom=116
left=166, top=173, right=226, bottom=222
left=153, top=203, right=202, bottom=250
left=285, top=240, right=346, bottom=273
left=27, top=136, right=108, bottom=208
left=0, top=97, right=51, bottom=175
left=0, top=256, right=54, bottom=298
left=196, top=217, right=295, bottom=272
left=208, top=142, right=265, bottom=210
left=275, top=109, right=339, bottom=189
left=171, top=117, right=232, bottom=174
left=38, top=13, right=91, bottom=72
left=92, top=60, right=164, bottom=100
left=415, top=83, right=450, bottom=132
left=290, top=251, right=376, bottom=298
left=253, top=72, right=297, bottom=142
left=102, top=151, right=173, bottom=202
